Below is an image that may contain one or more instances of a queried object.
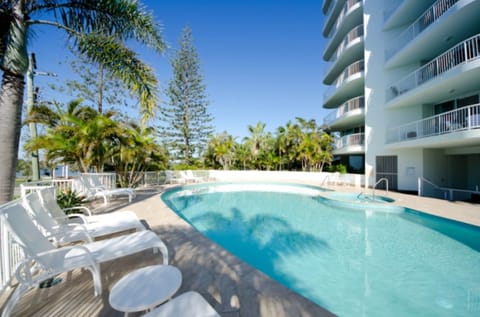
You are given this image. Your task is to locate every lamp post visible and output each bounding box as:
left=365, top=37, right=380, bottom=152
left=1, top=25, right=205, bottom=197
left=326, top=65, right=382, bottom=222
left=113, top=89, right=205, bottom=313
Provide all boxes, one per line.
left=26, top=53, right=56, bottom=181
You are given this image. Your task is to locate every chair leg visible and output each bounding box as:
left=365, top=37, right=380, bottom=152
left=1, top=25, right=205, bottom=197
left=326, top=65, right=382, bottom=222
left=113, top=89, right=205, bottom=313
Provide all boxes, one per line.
left=1, top=283, right=29, bottom=317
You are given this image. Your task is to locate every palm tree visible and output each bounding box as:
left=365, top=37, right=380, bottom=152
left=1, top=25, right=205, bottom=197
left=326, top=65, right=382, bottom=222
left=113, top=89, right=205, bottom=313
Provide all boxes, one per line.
left=111, top=123, right=168, bottom=187
left=244, top=121, right=267, bottom=169
left=0, top=0, right=165, bottom=203
left=25, top=100, right=123, bottom=173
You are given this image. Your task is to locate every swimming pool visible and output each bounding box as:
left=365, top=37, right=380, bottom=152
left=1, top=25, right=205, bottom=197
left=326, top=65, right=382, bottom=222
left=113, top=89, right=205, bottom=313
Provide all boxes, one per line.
left=161, top=183, right=480, bottom=317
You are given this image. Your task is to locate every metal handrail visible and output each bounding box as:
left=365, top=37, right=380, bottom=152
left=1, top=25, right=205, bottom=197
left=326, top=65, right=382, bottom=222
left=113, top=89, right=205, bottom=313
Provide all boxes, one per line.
left=372, top=178, right=389, bottom=200
left=418, top=177, right=480, bottom=201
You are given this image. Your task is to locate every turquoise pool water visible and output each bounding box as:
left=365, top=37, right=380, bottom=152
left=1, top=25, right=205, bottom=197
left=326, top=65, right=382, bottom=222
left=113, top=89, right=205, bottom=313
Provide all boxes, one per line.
left=161, top=183, right=480, bottom=317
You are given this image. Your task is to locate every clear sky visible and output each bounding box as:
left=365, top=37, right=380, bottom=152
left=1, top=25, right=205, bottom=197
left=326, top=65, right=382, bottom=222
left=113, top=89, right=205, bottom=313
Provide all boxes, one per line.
left=31, top=0, right=328, bottom=139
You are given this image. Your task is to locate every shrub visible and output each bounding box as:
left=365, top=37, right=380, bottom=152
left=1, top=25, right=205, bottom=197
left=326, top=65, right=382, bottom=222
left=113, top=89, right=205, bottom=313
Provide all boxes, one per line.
left=57, top=189, right=83, bottom=213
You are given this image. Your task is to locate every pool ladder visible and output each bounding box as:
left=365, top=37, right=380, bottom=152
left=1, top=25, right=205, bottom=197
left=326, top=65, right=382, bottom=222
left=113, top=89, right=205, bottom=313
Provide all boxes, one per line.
left=372, top=178, right=389, bottom=200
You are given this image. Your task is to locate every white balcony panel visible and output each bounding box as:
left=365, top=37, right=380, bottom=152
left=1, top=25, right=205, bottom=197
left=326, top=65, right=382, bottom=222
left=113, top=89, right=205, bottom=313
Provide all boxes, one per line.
left=333, top=133, right=365, bottom=155
left=323, top=1, right=363, bottom=60
left=385, top=0, right=480, bottom=68
left=329, top=107, right=365, bottom=130
left=324, top=26, right=364, bottom=85
left=323, top=0, right=335, bottom=14
left=324, top=96, right=365, bottom=130
left=384, top=0, right=436, bottom=30
left=323, top=67, right=364, bottom=109
left=323, top=0, right=345, bottom=36
left=386, top=103, right=480, bottom=149
left=386, top=52, right=480, bottom=109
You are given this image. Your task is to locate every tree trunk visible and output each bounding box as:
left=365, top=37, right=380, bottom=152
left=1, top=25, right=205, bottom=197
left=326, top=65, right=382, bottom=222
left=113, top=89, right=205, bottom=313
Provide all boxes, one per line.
left=0, top=71, right=26, bottom=203
left=97, top=63, right=104, bottom=113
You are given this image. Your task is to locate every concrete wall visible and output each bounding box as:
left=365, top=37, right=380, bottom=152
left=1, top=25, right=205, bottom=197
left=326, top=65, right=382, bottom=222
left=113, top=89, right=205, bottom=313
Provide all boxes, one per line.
left=364, top=0, right=388, bottom=187
left=208, top=170, right=366, bottom=188
left=396, top=148, right=423, bottom=191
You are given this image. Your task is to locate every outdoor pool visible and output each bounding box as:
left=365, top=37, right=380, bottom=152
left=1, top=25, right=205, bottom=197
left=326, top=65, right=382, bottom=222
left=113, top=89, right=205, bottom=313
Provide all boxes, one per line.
left=161, top=183, right=480, bottom=317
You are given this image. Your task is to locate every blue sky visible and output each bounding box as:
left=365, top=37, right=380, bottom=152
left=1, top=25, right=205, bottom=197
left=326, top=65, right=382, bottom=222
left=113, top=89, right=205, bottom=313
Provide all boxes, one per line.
left=32, top=0, right=328, bottom=139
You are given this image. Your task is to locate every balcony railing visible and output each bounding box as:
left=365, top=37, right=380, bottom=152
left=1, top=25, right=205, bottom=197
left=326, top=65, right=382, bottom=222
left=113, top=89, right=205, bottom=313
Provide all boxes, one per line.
left=387, top=103, right=480, bottom=143
left=327, top=0, right=363, bottom=38
left=324, top=96, right=365, bottom=126
left=335, top=132, right=365, bottom=149
left=324, top=60, right=364, bottom=102
left=387, top=34, right=480, bottom=101
left=325, top=25, right=364, bottom=70
left=386, top=0, right=459, bottom=60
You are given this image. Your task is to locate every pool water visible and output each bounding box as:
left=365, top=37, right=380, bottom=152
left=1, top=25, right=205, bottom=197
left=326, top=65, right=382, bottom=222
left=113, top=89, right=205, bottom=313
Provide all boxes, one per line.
left=162, top=183, right=480, bottom=317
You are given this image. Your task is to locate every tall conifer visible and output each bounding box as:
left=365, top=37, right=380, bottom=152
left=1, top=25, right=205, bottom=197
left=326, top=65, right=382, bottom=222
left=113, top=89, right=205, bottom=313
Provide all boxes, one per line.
left=160, top=27, right=214, bottom=165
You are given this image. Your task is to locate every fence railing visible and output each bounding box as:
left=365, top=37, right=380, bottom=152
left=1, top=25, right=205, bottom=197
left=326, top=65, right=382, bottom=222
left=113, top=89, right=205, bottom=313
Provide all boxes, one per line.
left=324, top=60, right=364, bottom=102
left=334, top=132, right=365, bottom=150
left=387, top=34, right=480, bottom=101
left=418, top=177, right=480, bottom=201
left=324, top=96, right=365, bottom=126
left=20, top=178, right=75, bottom=197
left=1, top=200, right=25, bottom=298
left=387, top=103, right=480, bottom=143
left=386, top=0, right=460, bottom=60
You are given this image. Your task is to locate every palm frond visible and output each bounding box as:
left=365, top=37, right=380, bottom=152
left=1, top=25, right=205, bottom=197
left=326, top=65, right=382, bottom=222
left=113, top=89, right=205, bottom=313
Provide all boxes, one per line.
left=31, top=0, right=166, bottom=53
left=77, top=33, right=158, bottom=122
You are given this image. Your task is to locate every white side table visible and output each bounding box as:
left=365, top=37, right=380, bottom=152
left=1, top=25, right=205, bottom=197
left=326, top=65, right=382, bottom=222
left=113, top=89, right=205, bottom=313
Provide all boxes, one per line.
left=109, top=265, right=182, bottom=316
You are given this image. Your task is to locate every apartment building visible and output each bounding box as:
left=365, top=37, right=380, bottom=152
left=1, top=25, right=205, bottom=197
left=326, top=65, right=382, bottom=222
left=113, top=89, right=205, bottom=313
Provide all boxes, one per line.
left=322, top=0, right=480, bottom=199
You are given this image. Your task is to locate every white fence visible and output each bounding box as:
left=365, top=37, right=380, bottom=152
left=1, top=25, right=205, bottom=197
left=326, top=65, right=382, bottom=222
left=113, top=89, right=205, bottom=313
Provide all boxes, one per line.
left=0, top=204, right=25, bottom=299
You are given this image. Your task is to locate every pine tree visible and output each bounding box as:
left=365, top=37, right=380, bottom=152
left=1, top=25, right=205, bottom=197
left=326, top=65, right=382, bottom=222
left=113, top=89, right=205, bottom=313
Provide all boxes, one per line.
left=160, top=27, right=214, bottom=165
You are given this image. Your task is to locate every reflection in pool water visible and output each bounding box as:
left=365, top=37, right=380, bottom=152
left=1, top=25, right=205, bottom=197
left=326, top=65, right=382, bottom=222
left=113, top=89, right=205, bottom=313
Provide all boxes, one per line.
left=162, top=183, right=480, bottom=317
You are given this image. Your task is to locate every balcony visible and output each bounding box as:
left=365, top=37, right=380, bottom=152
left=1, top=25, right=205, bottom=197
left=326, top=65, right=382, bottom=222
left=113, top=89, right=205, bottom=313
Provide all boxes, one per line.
left=323, top=60, right=364, bottom=109
left=324, top=96, right=365, bottom=129
left=323, top=0, right=334, bottom=14
left=386, top=0, right=459, bottom=61
left=386, top=34, right=480, bottom=107
left=386, top=103, right=480, bottom=147
left=323, top=0, right=363, bottom=61
left=333, top=132, right=365, bottom=155
left=384, top=0, right=437, bottom=30
left=324, top=25, right=364, bottom=85
left=385, top=0, right=480, bottom=68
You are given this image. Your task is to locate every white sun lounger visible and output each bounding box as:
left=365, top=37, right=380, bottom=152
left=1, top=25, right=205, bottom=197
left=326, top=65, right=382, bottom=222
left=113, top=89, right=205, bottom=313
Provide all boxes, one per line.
left=75, top=175, right=136, bottom=205
left=38, top=187, right=144, bottom=235
left=143, top=291, right=220, bottom=317
left=23, top=190, right=145, bottom=245
left=0, top=201, right=168, bottom=317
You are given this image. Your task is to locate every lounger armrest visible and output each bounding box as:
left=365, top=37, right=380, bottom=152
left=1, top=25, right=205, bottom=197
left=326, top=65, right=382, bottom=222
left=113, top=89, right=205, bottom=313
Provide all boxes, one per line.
left=55, top=213, right=89, bottom=224
left=63, top=206, right=93, bottom=216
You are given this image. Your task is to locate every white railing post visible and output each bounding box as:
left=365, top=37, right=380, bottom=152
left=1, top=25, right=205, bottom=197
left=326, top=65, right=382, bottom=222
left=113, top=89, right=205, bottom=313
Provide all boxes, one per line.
left=1, top=221, right=10, bottom=290
left=418, top=177, right=422, bottom=196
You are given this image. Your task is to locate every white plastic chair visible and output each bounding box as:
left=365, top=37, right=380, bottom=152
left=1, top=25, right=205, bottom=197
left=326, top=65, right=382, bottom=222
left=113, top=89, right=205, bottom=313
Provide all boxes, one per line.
left=75, top=175, right=136, bottom=205
left=24, top=190, right=145, bottom=245
left=38, top=187, right=144, bottom=234
left=165, top=171, right=186, bottom=184
left=0, top=201, right=168, bottom=317
left=143, top=291, right=220, bottom=317
left=182, top=170, right=203, bottom=183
